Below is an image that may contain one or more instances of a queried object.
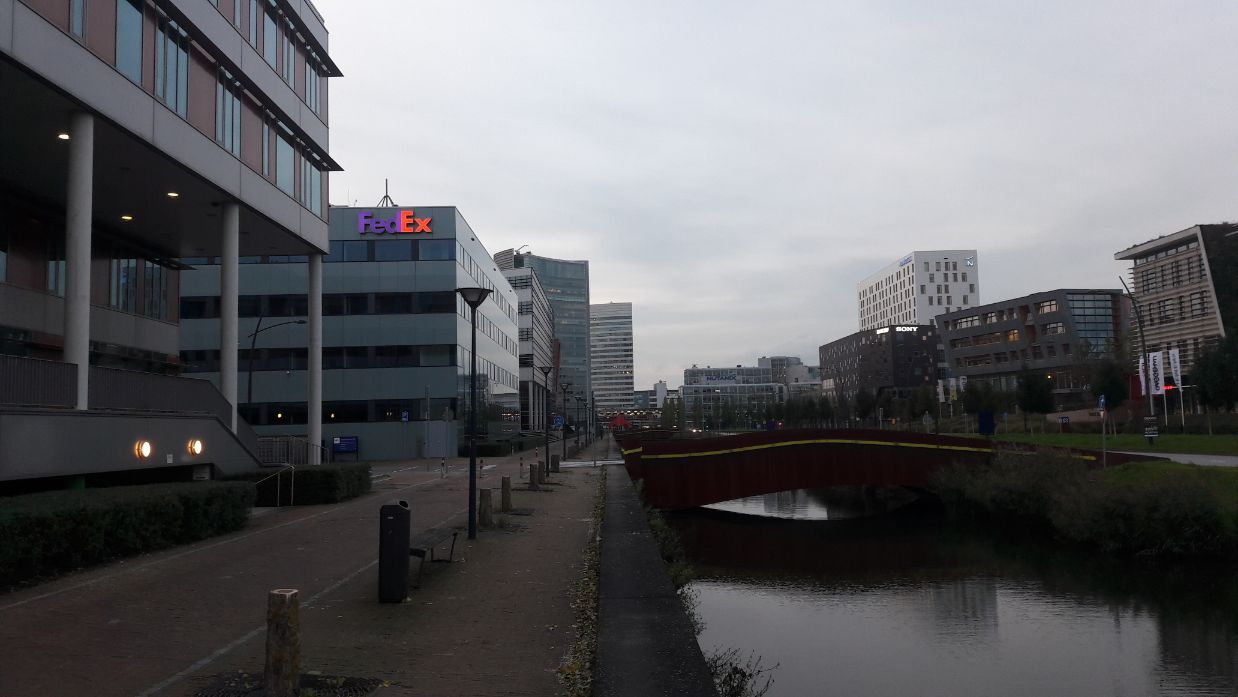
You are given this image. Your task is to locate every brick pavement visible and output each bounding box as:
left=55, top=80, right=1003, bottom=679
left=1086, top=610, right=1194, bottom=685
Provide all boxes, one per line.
left=0, top=440, right=612, bottom=696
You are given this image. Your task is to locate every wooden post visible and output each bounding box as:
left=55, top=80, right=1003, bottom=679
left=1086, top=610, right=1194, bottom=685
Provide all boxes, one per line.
left=265, top=589, right=301, bottom=697
left=501, top=476, right=513, bottom=511
left=479, top=488, right=494, bottom=528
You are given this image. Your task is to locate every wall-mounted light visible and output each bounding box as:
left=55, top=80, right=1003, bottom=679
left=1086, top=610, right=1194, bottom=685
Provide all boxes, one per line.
left=134, top=440, right=153, bottom=459
left=276, top=412, right=284, bottom=420
left=186, top=439, right=204, bottom=456
left=57, top=133, right=70, bottom=141
left=166, top=191, right=180, bottom=198
left=120, top=215, right=134, bottom=222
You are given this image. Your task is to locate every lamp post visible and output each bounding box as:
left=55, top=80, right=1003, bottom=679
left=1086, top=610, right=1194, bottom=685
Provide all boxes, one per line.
left=538, top=365, right=553, bottom=473
left=456, top=286, right=492, bottom=540
left=575, top=396, right=584, bottom=450
left=246, top=316, right=306, bottom=420
left=560, top=382, right=572, bottom=461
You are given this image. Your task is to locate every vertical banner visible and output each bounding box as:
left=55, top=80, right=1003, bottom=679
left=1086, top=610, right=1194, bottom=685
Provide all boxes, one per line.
left=937, top=381, right=945, bottom=403
left=959, top=375, right=969, bottom=392
left=1168, top=348, right=1182, bottom=387
left=1137, top=356, right=1146, bottom=397
left=1149, top=352, right=1165, bottom=396
left=948, top=378, right=958, bottom=401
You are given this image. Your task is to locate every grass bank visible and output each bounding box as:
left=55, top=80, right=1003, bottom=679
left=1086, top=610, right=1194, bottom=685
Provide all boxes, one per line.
left=934, top=452, right=1238, bottom=557
left=991, top=432, right=1238, bottom=455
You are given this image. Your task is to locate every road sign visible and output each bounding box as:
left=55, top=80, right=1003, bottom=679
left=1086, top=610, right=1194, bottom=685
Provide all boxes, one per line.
left=400, top=410, right=409, bottom=422
left=553, top=415, right=565, bottom=429
left=1098, top=394, right=1106, bottom=411
left=1059, top=416, right=1070, bottom=424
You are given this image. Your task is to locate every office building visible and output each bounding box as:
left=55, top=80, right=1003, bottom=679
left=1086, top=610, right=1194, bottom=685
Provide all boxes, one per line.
left=496, top=249, right=591, bottom=423
left=784, top=363, right=823, bottom=398
left=180, top=206, right=519, bottom=460
left=757, top=355, right=802, bottom=385
left=858, top=250, right=980, bottom=330
left=590, top=301, right=634, bottom=415
left=937, top=290, right=1128, bottom=403
left=502, top=265, right=555, bottom=433
left=0, top=0, right=338, bottom=483
left=819, top=325, right=940, bottom=401
left=1115, top=224, right=1237, bottom=374
left=680, top=365, right=785, bottom=428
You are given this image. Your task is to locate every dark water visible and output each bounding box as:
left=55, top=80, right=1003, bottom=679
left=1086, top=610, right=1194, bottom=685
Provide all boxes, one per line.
left=672, top=490, right=1238, bottom=697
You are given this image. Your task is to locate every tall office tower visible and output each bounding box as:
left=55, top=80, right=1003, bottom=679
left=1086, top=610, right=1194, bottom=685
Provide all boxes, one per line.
left=590, top=302, right=635, bottom=414
left=496, top=250, right=591, bottom=418
left=503, top=265, right=556, bottom=432
left=857, top=251, right=981, bottom=330
left=0, top=0, right=339, bottom=481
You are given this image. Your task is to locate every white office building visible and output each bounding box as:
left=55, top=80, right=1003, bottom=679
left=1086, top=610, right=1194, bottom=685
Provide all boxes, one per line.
left=502, top=266, right=555, bottom=432
left=591, top=302, right=635, bottom=414
left=858, top=250, right=981, bottom=330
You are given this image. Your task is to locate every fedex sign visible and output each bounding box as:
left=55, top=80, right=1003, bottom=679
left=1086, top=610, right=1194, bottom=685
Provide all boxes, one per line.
left=357, top=210, right=432, bottom=234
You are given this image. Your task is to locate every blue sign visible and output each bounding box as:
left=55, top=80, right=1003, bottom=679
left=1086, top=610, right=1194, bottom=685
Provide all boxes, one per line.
left=553, top=415, right=565, bottom=429
left=1098, top=395, right=1106, bottom=411
left=400, top=410, right=409, bottom=422
left=332, top=436, right=359, bottom=453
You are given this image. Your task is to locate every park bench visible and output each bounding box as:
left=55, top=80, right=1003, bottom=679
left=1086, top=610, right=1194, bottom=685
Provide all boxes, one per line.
left=409, top=525, right=458, bottom=588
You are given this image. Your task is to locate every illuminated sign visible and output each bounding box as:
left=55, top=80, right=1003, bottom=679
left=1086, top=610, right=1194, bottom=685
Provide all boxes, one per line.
left=965, top=256, right=975, bottom=267
left=876, top=326, right=919, bottom=335
left=898, top=255, right=913, bottom=267
left=357, top=210, right=432, bottom=234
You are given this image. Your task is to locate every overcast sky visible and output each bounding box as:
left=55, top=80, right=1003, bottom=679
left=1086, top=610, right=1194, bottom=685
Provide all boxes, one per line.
left=314, top=0, right=1238, bottom=389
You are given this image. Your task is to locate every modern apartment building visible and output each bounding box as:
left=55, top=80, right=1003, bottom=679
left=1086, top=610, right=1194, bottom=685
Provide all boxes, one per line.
left=590, top=301, right=634, bottom=415
left=0, top=0, right=338, bottom=483
left=496, top=250, right=591, bottom=423
left=858, top=250, right=980, bottom=330
left=179, top=206, right=520, bottom=460
left=819, top=325, right=940, bottom=402
left=502, top=265, right=555, bottom=433
left=1115, top=224, right=1237, bottom=375
left=936, top=290, right=1128, bottom=403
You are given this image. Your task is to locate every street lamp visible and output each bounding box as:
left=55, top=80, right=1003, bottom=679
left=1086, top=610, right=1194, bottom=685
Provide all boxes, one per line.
left=456, top=286, right=492, bottom=540
left=575, top=396, right=584, bottom=450
left=560, top=382, right=572, bottom=461
left=538, top=365, right=553, bottom=475
left=246, top=316, right=307, bottom=420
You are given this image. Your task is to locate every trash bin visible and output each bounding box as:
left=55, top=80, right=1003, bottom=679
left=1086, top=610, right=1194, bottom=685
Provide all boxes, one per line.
left=378, top=500, right=410, bottom=603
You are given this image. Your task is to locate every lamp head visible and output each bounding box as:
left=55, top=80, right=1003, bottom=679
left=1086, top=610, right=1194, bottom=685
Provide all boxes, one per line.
left=456, top=287, right=492, bottom=308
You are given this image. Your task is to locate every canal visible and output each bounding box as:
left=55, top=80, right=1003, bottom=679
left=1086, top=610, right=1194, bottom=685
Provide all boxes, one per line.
left=669, top=488, right=1238, bottom=697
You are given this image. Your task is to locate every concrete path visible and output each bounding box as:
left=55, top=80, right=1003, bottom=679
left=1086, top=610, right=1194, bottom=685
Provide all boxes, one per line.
left=0, top=444, right=606, bottom=696
left=1113, top=451, right=1238, bottom=468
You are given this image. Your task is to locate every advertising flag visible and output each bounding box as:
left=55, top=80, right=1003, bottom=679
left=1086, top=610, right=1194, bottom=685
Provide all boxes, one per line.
left=937, top=381, right=945, bottom=403
left=959, top=375, right=969, bottom=392
left=1149, top=352, right=1165, bottom=396
left=1137, top=356, right=1146, bottom=397
left=1168, top=348, right=1182, bottom=387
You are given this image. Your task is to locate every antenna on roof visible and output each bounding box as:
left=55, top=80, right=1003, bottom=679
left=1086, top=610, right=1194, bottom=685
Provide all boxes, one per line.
left=376, top=179, right=397, bottom=207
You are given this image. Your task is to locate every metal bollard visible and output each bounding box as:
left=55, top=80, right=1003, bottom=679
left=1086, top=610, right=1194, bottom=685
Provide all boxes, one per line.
left=378, top=500, right=411, bottom=602
left=479, top=488, right=494, bottom=528
left=265, top=589, right=301, bottom=697
left=501, top=476, right=513, bottom=511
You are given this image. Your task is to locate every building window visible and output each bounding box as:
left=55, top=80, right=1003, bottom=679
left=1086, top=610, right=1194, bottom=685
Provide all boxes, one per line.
left=155, top=16, right=189, bottom=117
left=110, top=257, right=138, bottom=312
left=247, top=0, right=258, bottom=45
left=281, top=19, right=295, bottom=86
left=47, top=237, right=65, bottom=297
left=276, top=131, right=294, bottom=195
left=115, top=0, right=143, bottom=83
left=70, top=0, right=85, bottom=37
left=1006, top=329, right=1020, bottom=342
left=300, top=154, right=322, bottom=214
left=305, top=58, right=321, bottom=113
left=261, top=119, right=270, bottom=176
left=962, top=295, right=968, bottom=304
left=1036, top=299, right=1058, bottom=314
left=1043, top=322, right=1064, bottom=335
left=216, top=69, right=242, bottom=156
left=263, top=5, right=278, bottom=68
left=0, top=229, right=7, bottom=282
left=144, top=262, right=169, bottom=320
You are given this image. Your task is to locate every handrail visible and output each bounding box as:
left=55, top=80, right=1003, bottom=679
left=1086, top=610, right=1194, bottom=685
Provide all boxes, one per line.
left=254, top=465, right=296, bottom=507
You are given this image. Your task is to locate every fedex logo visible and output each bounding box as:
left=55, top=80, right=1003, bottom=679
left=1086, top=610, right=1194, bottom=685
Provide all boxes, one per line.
left=357, top=210, right=432, bottom=234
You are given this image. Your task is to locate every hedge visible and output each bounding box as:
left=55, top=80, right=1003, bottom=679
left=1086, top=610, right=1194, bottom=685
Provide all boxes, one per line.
left=0, top=481, right=254, bottom=588
left=234, top=462, right=371, bottom=506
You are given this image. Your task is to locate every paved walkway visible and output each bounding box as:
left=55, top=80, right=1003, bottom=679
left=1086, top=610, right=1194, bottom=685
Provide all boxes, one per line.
left=1113, top=451, right=1238, bottom=468
left=0, top=441, right=611, bottom=696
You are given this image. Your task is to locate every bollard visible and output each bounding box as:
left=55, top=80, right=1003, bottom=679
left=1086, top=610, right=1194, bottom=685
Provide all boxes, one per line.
left=265, top=589, right=301, bottom=697
left=440, top=457, right=446, bottom=478
left=501, top=476, right=513, bottom=511
left=378, top=500, right=411, bottom=602
left=479, top=488, right=494, bottom=528
left=519, top=457, right=524, bottom=477
left=529, top=460, right=541, bottom=491
left=551, top=453, right=561, bottom=473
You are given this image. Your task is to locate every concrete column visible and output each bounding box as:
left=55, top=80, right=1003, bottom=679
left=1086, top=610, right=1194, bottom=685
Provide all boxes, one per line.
left=64, top=112, right=93, bottom=410
left=308, top=253, right=323, bottom=463
left=264, top=588, right=301, bottom=697
left=220, top=203, right=240, bottom=430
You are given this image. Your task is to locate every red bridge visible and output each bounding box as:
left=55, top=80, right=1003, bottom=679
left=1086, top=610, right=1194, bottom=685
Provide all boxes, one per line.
left=620, top=428, right=1128, bottom=511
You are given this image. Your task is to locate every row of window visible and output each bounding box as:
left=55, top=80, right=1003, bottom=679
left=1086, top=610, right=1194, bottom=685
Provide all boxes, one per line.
left=179, top=238, right=457, bottom=267
left=238, top=398, right=460, bottom=426
left=38, top=234, right=173, bottom=321
left=180, top=291, right=460, bottom=319
left=953, top=343, right=1073, bottom=368
left=181, top=343, right=457, bottom=373
left=213, top=0, right=326, bottom=117
left=1133, top=239, right=1199, bottom=267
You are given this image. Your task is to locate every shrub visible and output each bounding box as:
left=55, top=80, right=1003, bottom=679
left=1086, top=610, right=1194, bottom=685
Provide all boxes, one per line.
left=0, top=482, right=254, bottom=588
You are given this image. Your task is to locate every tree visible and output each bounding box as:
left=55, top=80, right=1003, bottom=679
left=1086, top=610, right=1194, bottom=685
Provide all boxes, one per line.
left=818, top=395, right=834, bottom=427
left=691, top=398, right=704, bottom=430
left=1089, top=358, right=1129, bottom=410
left=1196, top=333, right=1238, bottom=412
left=1017, top=368, right=1054, bottom=430
left=854, top=388, right=876, bottom=422
left=719, top=401, right=737, bottom=429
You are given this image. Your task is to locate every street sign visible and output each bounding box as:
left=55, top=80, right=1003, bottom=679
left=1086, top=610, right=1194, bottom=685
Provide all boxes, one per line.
left=400, top=410, right=409, bottom=422
left=1098, top=394, right=1106, bottom=411
left=1059, top=416, right=1070, bottom=424
left=553, top=415, right=565, bottom=429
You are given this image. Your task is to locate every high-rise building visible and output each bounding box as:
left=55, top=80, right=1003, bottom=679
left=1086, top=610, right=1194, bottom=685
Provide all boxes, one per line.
left=591, top=302, right=634, bottom=414
left=858, top=251, right=980, bottom=330
left=180, top=207, right=520, bottom=460
left=502, top=265, right=555, bottom=433
left=496, top=250, right=591, bottom=418
left=1115, top=224, right=1237, bottom=376
left=0, top=0, right=339, bottom=482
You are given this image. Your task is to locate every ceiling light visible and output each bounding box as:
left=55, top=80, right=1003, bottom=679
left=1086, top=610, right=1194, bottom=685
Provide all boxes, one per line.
left=166, top=191, right=179, bottom=198
left=57, top=133, right=70, bottom=141
left=120, top=215, right=134, bottom=221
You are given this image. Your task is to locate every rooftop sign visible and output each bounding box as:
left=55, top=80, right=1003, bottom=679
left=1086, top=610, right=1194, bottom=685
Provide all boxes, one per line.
left=357, top=210, right=432, bottom=234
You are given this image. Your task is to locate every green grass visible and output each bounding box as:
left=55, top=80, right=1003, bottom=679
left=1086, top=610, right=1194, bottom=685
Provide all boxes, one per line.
left=1100, top=460, right=1238, bottom=518
left=992, top=432, right=1238, bottom=455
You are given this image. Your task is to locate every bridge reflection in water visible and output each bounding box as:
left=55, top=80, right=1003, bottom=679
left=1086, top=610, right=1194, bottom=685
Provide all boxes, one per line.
left=670, top=493, right=1238, bottom=697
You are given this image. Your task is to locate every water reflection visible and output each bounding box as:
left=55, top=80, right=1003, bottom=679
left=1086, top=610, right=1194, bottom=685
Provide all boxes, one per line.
left=673, top=491, right=1237, bottom=697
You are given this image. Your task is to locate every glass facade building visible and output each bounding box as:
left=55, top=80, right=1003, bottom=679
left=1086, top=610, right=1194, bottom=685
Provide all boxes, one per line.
left=590, top=302, right=634, bottom=414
